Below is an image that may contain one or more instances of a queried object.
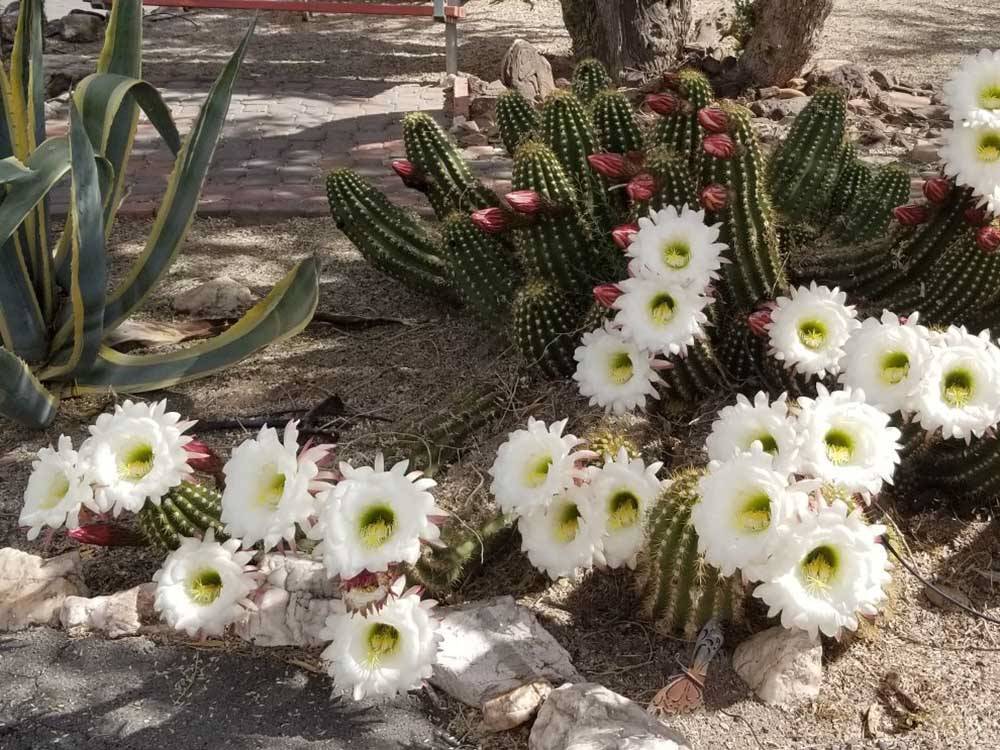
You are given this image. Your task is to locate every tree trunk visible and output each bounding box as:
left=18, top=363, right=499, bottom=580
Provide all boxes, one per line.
left=559, top=0, right=692, bottom=79
left=737, top=0, right=834, bottom=87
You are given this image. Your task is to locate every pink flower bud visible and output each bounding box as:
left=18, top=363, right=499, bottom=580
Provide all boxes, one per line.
left=699, top=183, right=729, bottom=212
left=965, top=205, right=990, bottom=226
left=747, top=304, right=775, bottom=337
left=611, top=223, right=640, bottom=250
left=471, top=207, right=509, bottom=234
left=698, top=106, right=729, bottom=133
left=977, top=225, right=1000, bottom=254
left=504, top=190, right=543, bottom=215
left=893, top=204, right=929, bottom=225
left=593, top=283, right=623, bottom=308
left=391, top=159, right=417, bottom=180
left=645, top=92, right=681, bottom=116
left=588, top=152, right=630, bottom=179
left=184, top=439, right=222, bottom=476
left=922, top=176, right=951, bottom=204
left=702, top=133, right=736, bottom=159
left=68, top=524, right=146, bottom=547
left=626, top=173, right=657, bottom=202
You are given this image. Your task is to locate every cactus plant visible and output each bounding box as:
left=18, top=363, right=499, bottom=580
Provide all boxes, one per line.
left=137, top=482, right=227, bottom=553
left=572, top=58, right=614, bottom=106
left=496, top=89, right=542, bottom=157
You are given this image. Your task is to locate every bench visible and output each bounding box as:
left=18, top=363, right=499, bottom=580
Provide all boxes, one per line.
left=91, top=0, right=467, bottom=73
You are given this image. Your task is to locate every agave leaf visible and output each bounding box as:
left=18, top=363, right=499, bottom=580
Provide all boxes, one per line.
left=0, top=237, right=46, bottom=360
left=101, top=20, right=255, bottom=332
left=0, top=137, right=71, bottom=247
left=65, top=256, right=319, bottom=392
left=0, top=156, right=33, bottom=183
left=0, top=346, right=58, bottom=427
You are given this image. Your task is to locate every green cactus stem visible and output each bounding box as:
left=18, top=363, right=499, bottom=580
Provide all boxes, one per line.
left=442, top=213, right=521, bottom=322
left=652, top=69, right=714, bottom=180
left=660, top=337, right=731, bottom=403
left=409, top=512, right=514, bottom=594
left=829, top=143, right=873, bottom=215
left=572, top=58, right=613, bottom=106
left=138, top=482, right=227, bottom=553
left=496, top=89, right=541, bottom=158
left=591, top=89, right=644, bottom=155
left=646, top=146, right=699, bottom=212
left=512, top=279, right=582, bottom=376
left=834, top=164, right=911, bottom=245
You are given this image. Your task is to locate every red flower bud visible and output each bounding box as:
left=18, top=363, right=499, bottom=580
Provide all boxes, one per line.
left=698, top=106, right=729, bottom=133
left=504, top=190, right=543, bottom=215
left=184, top=439, right=223, bottom=476
left=471, top=207, right=509, bottom=234
left=645, top=92, right=681, bottom=116
left=593, top=283, right=623, bottom=308
left=965, top=205, right=990, bottom=226
left=747, top=304, right=775, bottom=338
left=699, top=183, right=729, bottom=212
left=977, top=225, right=1000, bottom=254
left=702, top=133, right=736, bottom=159
left=893, top=204, right=929, bottom=225
left=626, top=173, right=657, bottom=202
left=922, top=177, right=951, bottom=204
left=391, top=159, right=417, bottom=180
left=68, top=524, right=147, bottom=547
left=588, top=152, right=630, bottom=179
left=611, top=223, right=640, bottom=250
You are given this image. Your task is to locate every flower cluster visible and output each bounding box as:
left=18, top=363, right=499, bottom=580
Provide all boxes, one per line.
left=573, top=206, right=725, bottom=414
left=695, top=388, right=896, bottom=639
left=490, top=417, right=663, bottom=577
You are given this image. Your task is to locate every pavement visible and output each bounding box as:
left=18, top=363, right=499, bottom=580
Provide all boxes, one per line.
left=0, top=628, right=455, bottom=750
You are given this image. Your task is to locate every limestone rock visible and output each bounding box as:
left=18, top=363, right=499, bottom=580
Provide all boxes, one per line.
left=501, top=39, right=554, bottom=102
left=529, top=683, right=692, bottom=750
left=59, top=12, right=105, bottom=44
left=431, top=596, right=581, bottom=706
left=43, top=54, right=94, bottom=99
left=750, top=96, right=811, bottom=121
left=733, top=625, right=822, bottom=707
left=806, top=61, right=880, bottom=101
left=172, top=276, right=256, bottom=319
left=0, top=548, right=88, bottom=631
left=481, top=680, right=552, bottom=733
left=60, top=583, right=156, bottom=638
left=908, top=137, right=943, bottom=164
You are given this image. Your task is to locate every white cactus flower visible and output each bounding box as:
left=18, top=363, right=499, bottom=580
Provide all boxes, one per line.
left=20, top=436, right=96, bottom=540
left=613, top=276, right=710, bottom=357
left=626, top=204, right=727, bottom=291
left=573, top=324, right=664, bottom=415
left=768, top=282, right=860, bottom=379
left=518, top=487, right=606, bottom=579
left=704, top=391, right=801, bottom=476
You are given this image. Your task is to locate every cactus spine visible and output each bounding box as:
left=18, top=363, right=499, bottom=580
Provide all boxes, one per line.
left=829, top=143, right=873, bottom=215
left=572, top=58, right=613, bottom=106
left=591, top=89, right=644, bottom=155
left=138, top=482, right=226, bottom=553
left=442, top=213, right=520, bottom=322
left=496, top=89, right=541, bottom=158
left=410, top=512, right=513, bottom=594
left=834, top=164, right=911, bottom=244
left=652, top=69, right=714, bottom=179
left=512, top=279, right=581, bottom=376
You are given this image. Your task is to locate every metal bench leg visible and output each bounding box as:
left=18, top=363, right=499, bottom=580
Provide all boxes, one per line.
left=445, top=0, right=458, bottom=75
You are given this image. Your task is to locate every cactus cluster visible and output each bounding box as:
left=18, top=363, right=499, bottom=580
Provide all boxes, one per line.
left=138, top=482, right=227, bottom=553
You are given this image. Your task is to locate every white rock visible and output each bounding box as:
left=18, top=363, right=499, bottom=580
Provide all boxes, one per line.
left=431, top=596, right=581, bottom=706
left=529, top=683, right=692, bottom=750
left=481, top=680, right=552, bottom=733
left=500, top=39, right=555, bottom=102
left=732, top=625, right=823, bottom=707
left=258, top=553, right=339, bottom=596
left=60, top=583, right=156, bottom=638
left=0, top=548, right=88, bottom=631
left=172, top=276, right=256, bottom=319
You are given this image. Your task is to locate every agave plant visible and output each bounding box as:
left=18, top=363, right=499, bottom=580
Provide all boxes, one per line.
left=0, top=0, right=319, bottom=428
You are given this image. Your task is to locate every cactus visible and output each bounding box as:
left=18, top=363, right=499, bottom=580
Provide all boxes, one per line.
left=646, top=146, right=699, bottom=212
left=901, top=233, right=1000, bottom=326
left=591, top=89, right=644, bottom=155
left=637, top=468, right=745, bottom=637
left=409, top=512, right=513, bottom=594
left=138, top=482, right=227, bottom=553
left=512, top=279, right=582, bottom=376
left=651, top=69, right=715, bottom=179
left=572, top=58, right=613, bottom=106
left=829, top=143, right=873, bottom=215
left=442, top=213, right=521, bottom=322
left=834, top=164, right=911, bottom=244
left=496, top=89, right=541, bottom=158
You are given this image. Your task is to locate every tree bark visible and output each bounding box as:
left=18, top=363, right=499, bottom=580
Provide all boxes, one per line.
left=559, top=0, right=692, bottom=79
left=736, top=0, right=834, bottom=87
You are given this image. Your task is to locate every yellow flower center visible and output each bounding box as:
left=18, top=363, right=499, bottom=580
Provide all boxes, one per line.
left=977, top=131, right=1000, bottom=163
left=661, top=239, right=691, bottom=270
left=648, top=292, right=676, bottom=325
left=824, top=428, right=855, bottom=465
left=942, top=368, right=974, bottom=408
left=118, top=442, right=155, bottom=482
left=256, top=465, right=286, bottom=509
left=800, top=544, right=839, bottom=593
left=608, top=351, right=634, bottom=385
left=748, top=432, right=779, bottom=455
left=40, top=472, right=71, bottom=510
left=736, top=492, right=772, bottom=534
left=187, top=568, right=224, bottom=605
left=879, top=350, right=910, bottom=385
left=365, top=623, right=401, bottom=665
left=797, top=318, right=828, bottom=351
left=523, top=454, right=553, bottom=488
left=554, top=502, right=582, bottom=543
left=607, top=490, right=640, bottom=530
left=979, top=83, right=1000, bottom=110
left=359, top=504, right=396, bottom=548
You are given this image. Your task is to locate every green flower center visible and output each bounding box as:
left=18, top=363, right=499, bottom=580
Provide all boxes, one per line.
left=797, top=318, right=828, bottom=351
left=977, top=131, right=1000, bottom=163
left=800, top=544, right=839, bottom=592
left=40, top=472, right=71, bottom=510
left=942, top=368, right=975, bottom=408
left=661, top=239, right=691, bottom=270
left=979, top=83, right=1000, bottom=110
left=648, top=293, right=676, bottom=325
left=187, top=568, right=224, bottom=606
left=256, top=465, right=286, bottom=509
left=365, top=623, right=401, bottom=665
left=555, top=503, right=582, bottom=543
left=824, top=428, right=855, bottom=465
left=524, top=454, right=554, bottom=488
left=607, top=490, right=640, bottom=530
left=608, top=351, right=634, bottom=385
left=736, top=491, right=772, bottom=534
left=359, top=504, right=396, bottom=548
left=748, top=432, right=779, bottom=455
left=879, top=350, right=910, bottom=385
left=118, top=442, right=155, bottom=481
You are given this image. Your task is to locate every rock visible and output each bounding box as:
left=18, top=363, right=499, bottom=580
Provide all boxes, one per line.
left=750, top=96, right=811, bottom=120
left=758, top=86, right=782, bottom=99
left=172, top=276, right=256, bottom=319
left=847, top=97, right=875, bottom=115
left=923, top=582, right=972, bottom=611
left=529, top=683, right=692, bottom=750
left=60, top=583, right=156, bottom=638
left=481, top=680, right=552, bottom=733
left=870, top=69, right=896, bottom=90
left=785, top=77, right=807, bottom=90
left=235, top=553, right=340, bottom=647
left=501, top=39, right=554, bottom=102
left=0, top=14, right=16, bottom=43
left=43, top=54, right=95, bottom=100
left=733, top=625, right=823, bottom=707
left=431, top=596, right=581, bottom=706
left=877, top=90, right=948, bottom=121
left=0, top=548, right=88, bottom=631
left=59, top=12, right=105, bottom=44
left=688, top=8, right=727, bottom=52
left=806, top=61, right=880, bottom=101
left=777, top=87, right=808, bottom=99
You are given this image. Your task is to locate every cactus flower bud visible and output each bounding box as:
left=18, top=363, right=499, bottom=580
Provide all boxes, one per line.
left=593, top=283, right=623, bottom=308
left=893, top=204, right=929, bottom=225
left=471, top=207, right=509, bottom=234
left=964, top=205, right=990, bottom=226
left=702, top=133, right=736, bottom=159
left=977, top=225, right=1000, bottom=254
left=184, top=439, right=222, bottom=476
left=699, top=183, right=729, bottom=212
left=922, top=176, right=951, bottom=204
left=504, top=190, right=544, bottom=215
left=68, top=524, right=146, bottom=547
left=747, top=304, right=775, bottom=337
left=611, top=223, right=640, bottom=250
left=645, top=92, right=681, bottom=116
left=588, top=152, right=630, bottom=179
left=697, top=106, right=729, bottom=133
left=626, top=173, right=657, bottom=202
left=391, top=159, right=417, bottom=180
